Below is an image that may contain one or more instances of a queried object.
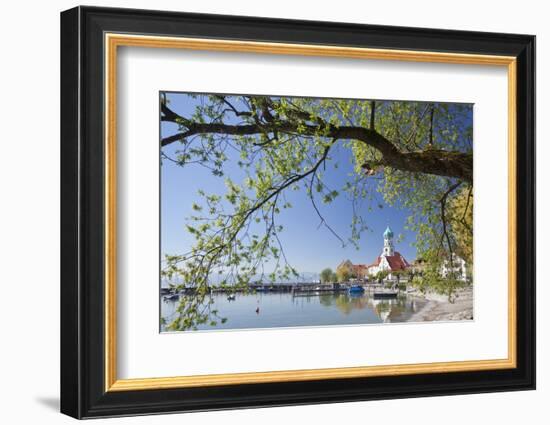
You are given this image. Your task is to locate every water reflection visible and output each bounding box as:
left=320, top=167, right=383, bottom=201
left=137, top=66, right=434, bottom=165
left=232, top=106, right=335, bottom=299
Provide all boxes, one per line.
left=161, top=291, right=425, bottom=332
left=318, top=293, right=420, bottom=322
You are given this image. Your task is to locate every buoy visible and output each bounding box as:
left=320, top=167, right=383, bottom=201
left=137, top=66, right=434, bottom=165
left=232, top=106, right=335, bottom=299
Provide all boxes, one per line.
left=255, top=307, right=260, bottom=314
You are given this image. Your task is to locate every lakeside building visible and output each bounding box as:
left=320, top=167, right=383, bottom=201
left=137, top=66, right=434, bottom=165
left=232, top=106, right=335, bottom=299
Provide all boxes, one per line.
left=337, top=225, right=470, bottom=283
left=337, top=226, right=410, bottom=281
left=412, top=256, right=469, bottom=282
left=336, top=260, right=368, bottom=280
left=440, top=256, right=469, bottom=281
left=366, top=226, right=410, bottom=278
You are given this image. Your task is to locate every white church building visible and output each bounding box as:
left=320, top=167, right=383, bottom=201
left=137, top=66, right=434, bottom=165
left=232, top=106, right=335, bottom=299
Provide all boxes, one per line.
left=337, top=225, right=469, bottom=282
left=366, top=226, right=410, bottom=279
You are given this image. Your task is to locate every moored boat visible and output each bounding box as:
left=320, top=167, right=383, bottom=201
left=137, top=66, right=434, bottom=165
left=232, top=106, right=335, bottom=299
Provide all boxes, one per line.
left=349, top=284, right=365, bottom=294
left=373, top=291, right=398, bottom=299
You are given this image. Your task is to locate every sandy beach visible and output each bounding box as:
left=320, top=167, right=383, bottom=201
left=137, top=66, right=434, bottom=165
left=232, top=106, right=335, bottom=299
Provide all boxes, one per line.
left=407, top=286, right=473, bottom=322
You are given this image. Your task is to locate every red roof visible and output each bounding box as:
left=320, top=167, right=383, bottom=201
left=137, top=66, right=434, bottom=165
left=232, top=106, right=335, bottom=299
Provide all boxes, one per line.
left=368, top=252, right=410, bottom=271
left=385, top=252, right=410, bottom=271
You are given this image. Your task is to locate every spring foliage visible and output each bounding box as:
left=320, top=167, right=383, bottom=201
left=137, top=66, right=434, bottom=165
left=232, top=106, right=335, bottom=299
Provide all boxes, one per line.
left=161, top=94, right=473, bottom=330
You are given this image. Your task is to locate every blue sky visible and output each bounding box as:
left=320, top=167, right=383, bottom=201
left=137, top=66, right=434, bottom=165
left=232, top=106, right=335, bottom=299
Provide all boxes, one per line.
left=160, top=93, right=420, bottom=274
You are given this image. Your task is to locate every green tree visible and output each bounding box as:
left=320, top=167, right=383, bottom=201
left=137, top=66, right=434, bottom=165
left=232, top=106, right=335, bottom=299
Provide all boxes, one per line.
left=161, top=94, right=473, bottom=330
left=336, top=268, right=352, bottom=283
left=447, top=186, right=473, bottom=264
left=374, top=270, right=389, bottom=283
left=412, top=264, right=467, bottom=302
left=320, top=268, right=335, bottom=283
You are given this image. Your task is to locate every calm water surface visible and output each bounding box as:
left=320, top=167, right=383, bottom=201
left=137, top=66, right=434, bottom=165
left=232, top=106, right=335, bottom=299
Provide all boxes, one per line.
left=161, top=292, right=426, bottom=332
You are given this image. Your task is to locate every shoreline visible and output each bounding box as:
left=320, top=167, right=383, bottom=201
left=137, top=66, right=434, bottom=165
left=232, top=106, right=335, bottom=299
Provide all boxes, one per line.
left=406, top=286, right=473, bottom=322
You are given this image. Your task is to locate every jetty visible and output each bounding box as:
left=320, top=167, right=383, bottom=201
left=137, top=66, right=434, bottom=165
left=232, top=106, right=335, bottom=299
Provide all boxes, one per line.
left=161, top=281, right=406, bottom=300
left=162, top=282, right=352, bottom=297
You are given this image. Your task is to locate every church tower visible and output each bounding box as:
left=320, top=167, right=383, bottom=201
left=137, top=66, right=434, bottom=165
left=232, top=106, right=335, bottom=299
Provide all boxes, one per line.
left=382, top=226, right=395, bottom=257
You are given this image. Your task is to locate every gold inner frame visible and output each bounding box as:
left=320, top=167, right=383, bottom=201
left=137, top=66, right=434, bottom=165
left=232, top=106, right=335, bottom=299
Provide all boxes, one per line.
left=104, top=33, right=517, bottom=392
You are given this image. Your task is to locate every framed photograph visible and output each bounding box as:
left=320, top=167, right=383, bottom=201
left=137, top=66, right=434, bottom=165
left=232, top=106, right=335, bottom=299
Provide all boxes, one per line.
left=60, top=6, right=535, bottom=419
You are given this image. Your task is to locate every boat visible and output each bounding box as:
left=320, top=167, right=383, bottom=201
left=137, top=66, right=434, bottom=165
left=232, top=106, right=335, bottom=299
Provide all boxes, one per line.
left=349, top=284, right=365, bottom=294
left=373, top=291, right=398, bottom=299
left=227, top=294, right=236, bottom=301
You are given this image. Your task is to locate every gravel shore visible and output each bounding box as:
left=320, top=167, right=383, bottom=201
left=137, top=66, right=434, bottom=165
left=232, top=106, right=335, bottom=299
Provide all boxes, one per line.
left=407, top=286, right=473, bottom=322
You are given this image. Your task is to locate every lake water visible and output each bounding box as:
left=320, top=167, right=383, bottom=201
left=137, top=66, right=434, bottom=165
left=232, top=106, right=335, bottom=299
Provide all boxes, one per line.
left=161, top=291, right=426, bottom=332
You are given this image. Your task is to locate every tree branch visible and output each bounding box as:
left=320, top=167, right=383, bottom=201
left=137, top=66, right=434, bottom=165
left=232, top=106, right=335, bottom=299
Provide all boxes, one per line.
left=370, top=100, right=376, bottom=130
left=308, top=171, right=346, bottom=246
left=429, top=105, right=434, bottom=147
left=161, top=119, right=472, bottom=182
left=213, top=95, right=253, bottom=118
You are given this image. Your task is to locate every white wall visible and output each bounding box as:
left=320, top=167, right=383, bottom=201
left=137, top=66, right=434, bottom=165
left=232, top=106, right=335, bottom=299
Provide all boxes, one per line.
left=0, top=0, right=546, bottom=423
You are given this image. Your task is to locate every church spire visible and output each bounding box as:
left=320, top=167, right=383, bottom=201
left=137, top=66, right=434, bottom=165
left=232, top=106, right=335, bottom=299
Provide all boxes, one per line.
left=382, top=226, right=395, bottom=256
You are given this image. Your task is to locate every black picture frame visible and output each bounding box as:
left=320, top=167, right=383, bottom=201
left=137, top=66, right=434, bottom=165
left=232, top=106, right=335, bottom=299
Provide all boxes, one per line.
left=61, top=5, right=536, bottom=419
